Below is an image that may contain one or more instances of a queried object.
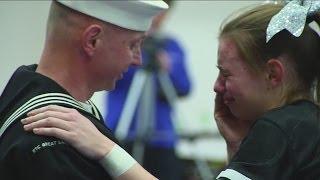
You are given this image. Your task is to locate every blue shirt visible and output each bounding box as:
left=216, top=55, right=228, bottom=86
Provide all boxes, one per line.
left=105, top=37, right=191, bottom=148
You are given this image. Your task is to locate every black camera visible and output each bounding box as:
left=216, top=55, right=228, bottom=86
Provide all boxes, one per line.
left=142, top=36, right=164, bottom=72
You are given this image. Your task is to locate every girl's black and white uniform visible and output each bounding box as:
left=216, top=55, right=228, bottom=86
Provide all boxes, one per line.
left=0, top=65, right=116, bottom=180
left=217, top=100, right=320, bottom=180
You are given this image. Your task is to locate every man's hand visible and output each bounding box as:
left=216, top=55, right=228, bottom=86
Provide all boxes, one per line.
left=21, top=105, right=115, bottom=160
left=156, top=50, right=171, bottom=72
left=214, top=94, right=253, bottom=160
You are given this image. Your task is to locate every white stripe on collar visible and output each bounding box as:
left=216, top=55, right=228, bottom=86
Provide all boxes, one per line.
left=88, top=100, right=100, bottom=120
left=78, top=101, right=93, bottom=114
left=0, top=93, right=98, bottom=138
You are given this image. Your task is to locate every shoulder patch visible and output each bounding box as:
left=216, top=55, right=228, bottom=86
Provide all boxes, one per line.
left=31, top=140, right=66, bottom=154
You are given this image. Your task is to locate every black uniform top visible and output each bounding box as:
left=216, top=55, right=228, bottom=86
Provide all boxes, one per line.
left=217, top=100, right=320, bottom=180
left=0, top=65, right=116, bottom=180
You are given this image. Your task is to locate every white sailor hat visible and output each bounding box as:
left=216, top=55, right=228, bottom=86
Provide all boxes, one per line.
left=56, top=0, right=168, bottom=32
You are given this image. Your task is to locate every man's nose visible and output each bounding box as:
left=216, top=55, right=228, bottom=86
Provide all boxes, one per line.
left=133, top=55, right=142, bottom=66
left=132, top=48, right=142, bottom=66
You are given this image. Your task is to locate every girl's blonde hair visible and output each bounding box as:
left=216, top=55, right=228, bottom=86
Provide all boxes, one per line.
left=219, top=3, right=320, bottom=103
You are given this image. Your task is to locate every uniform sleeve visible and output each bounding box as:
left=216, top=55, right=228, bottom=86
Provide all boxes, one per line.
left=216, top=119, right=291, bottom=180
left=2, top=112, right=113, bottom=180
left=12, top=134, right=112, bottom=180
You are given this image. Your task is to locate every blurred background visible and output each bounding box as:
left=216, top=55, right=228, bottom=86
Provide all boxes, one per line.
left=0, top=1, right=268, bottom=179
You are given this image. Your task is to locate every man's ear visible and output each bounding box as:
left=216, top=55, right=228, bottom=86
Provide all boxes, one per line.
left=82, top=25, right=102, bottom=57
left=266, top=59, right=285, bottom=86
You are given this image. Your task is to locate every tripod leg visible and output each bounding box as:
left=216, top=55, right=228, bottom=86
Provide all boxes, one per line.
left=157, top=71, right=180, bottom=132
left=132, top=141, right=146, bottom=164
left=133, top=72, right=156, bottom=163
left=115, top=70, right=148, bottom=141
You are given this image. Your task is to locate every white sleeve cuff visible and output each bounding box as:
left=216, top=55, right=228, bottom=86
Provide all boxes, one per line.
left=216, top=169, right=251, bottom=180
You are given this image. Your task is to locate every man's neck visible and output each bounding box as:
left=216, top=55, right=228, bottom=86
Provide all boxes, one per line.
left=36, top=59, right=93, bottom=102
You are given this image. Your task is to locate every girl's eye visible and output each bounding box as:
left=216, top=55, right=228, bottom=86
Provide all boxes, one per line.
left=222, top=72, right=230, bottom=78
left=219, top=70, right=230, bottom=78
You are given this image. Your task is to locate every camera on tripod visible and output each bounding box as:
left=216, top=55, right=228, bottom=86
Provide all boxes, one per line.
left=142, top=36, right=164, bottom=72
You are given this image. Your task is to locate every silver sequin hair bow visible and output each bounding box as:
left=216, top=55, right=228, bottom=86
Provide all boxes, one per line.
left=266, top=0, right=320, bottom=43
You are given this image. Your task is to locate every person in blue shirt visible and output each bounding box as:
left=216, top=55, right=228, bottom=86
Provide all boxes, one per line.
left=105, top=7, right=192, bottom=180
